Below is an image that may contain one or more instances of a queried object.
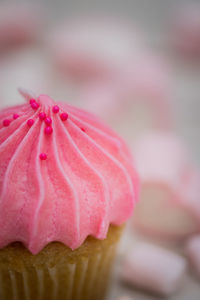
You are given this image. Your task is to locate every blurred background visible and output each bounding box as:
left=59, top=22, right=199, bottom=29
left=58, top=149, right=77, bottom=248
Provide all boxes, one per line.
left=0, top=0, right=200, bottom=299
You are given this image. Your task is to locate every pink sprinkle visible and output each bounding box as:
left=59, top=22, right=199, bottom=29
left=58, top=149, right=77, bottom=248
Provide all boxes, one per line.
left=39, top=112, right=46, bottom=120
left=29, top=98, right=36, bottom=104
left=3, top=119, right=10, bottom=127
left=44, top=126, right=53, bottom=135
left=40, top=153, right=47, bottom=160
left=45, top=117, right=52, bottom=125
left=60, top=113, right=68, bottom=121
left=13, top=113, right=19, bottom=120
left=31, top=102, right=39, bottom=110
left=81, top=127, right=85, bottom=132
left=27, top=119, right=34, bottom=127
left=52, top=105, right=60, bottom=113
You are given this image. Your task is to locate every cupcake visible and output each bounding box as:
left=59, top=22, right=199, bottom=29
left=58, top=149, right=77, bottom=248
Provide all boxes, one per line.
left=0, top=91, right=139, bottom=300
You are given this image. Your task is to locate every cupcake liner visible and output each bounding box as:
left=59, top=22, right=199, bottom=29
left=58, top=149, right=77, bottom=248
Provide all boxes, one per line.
left=0, top=226, right=123, bottom=300
left=0, top=246, right=115, bottom=300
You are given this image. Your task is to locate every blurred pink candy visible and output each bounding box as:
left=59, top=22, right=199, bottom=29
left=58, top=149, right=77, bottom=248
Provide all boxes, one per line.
left=47, top=16, right=172, bottom=139
left=171, top=3, right=200, bottom=60
left=81, top=81, right=121, bottom=120
left=80, top=57, right=171, bottom=141
left=185, top=235, right=200, bottom=278
left=121, top=243, right=187, bottom=296
left=82, top=55, right=170, bottom=119
left=47, top=16, right=145, bottom=82
left=132, top=131, right=200, bottom=240
left=0, top=3, right=42, bottom=53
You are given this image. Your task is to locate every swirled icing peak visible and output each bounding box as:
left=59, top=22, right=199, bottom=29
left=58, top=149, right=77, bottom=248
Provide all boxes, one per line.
left=0, top=92, right=139, bottom=254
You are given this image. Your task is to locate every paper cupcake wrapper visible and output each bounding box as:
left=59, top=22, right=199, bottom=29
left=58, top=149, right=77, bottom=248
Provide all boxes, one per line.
left=0, top=244, right=116, bottom=300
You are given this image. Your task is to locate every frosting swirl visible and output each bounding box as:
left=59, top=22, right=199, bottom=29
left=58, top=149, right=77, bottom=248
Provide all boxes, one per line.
left=0, top=93, right=138, bottom=254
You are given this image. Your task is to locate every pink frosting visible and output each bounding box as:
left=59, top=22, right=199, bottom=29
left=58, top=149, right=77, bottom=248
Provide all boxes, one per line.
left=0, top=93, right=138, bottom=254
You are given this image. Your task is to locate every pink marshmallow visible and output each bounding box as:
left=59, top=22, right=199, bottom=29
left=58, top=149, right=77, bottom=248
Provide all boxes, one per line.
left=0, top=3, right=42, bottom=53
left=47, top=17, right=171, bottom=137
left=81, top=55, right=170, bottom=118
left=81, top=81, right=122, bottom=121
left=134, top=132, right=191, bottom=187
left=121, top=243, right=187, bottom=296
left=170, top=4, right=200, bottom=60
left=185, top=235, right=200, bottom=278
left=111, top=55, right=172, bottom=130
left=47, top=16, right=144, bottom=82
left=132, top=131, right=199, bottom=239
left=79, top=58, right=171, bottom=140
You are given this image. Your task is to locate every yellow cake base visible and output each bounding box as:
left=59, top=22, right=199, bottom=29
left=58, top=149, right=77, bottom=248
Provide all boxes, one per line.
left=0, top=225, right=123, bottom=300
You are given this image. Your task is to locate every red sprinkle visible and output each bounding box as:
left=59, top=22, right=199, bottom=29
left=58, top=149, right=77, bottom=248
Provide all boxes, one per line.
left=40, top=153, right=47, bottom=160
left=45, top=117, right=52, bottom=125
left=81, top=127, right=85, bottom=132
left=31, top=102, right=39, bottom=110
left=52, top=105, right=60, bottom=113
left=3, top=119, right=10, bottom=127
left=13, top=113, right=19, bottom=120
left=27, top=119, right=34, bottom=127
left=44, top=126, right=53, bottom=135
left=39, top=112, right=46, bottom=120
left=60, top=113, right=68, bottom=121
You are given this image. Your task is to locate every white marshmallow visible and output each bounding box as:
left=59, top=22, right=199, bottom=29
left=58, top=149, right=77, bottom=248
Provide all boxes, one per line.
left=132, top=132, right=199, bottom=239
left=121, top=243, right=187, bottom=296
left=185, top=235, right=200, bottom=278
